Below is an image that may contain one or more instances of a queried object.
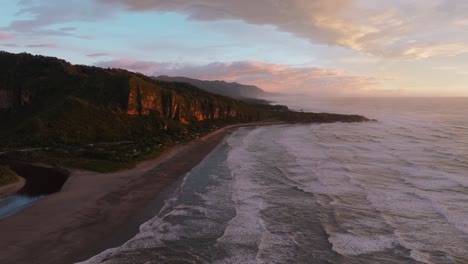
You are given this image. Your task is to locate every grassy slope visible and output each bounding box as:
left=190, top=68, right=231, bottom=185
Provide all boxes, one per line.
left=0, top=165, right=19, bottom=187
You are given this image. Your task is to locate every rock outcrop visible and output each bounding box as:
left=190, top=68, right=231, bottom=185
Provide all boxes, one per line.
left=0, top=51, right=370, bottom=147
left=0, top=51, right=258, bottom=145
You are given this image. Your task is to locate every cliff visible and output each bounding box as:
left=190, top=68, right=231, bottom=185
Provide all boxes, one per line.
left=0, top=51, right=370, bottom=148
left=0, top=51, right=371, bottom=172
left=0, top=51, right=259, bottom=146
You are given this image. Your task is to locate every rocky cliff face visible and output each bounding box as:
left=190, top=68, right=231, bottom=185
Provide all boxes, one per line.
left=0, top=90, right=13, bottom=110
left=0, top=52, right=370, bottom=147
left=188, top=100, right=238, bottom=121
left=126, top=84, right=242, bottom=123
left=126, top=81, right=163, bottom=116
left=0, top=51, right=258, bottom=145
left=125, top=77, right=247, bottom=125
left=0, top=88, right=33, bottom=110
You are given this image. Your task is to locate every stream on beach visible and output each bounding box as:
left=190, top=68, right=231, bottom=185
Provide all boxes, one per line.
left=0, top=163, right=68, bottom=219
left=0, top=194, right=45, bottom=219
left=78, top=97, right=466, bottom=263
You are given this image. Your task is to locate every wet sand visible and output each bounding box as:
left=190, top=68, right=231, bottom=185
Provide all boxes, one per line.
left=0, top=122, right=282, bottom=264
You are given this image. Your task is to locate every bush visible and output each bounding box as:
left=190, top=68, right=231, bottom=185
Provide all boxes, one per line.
left=0, top=165, right=19, bottom=187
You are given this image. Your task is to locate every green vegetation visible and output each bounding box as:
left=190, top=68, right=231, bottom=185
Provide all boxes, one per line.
left=1, top=121, right=226, bottom=172
left=0, top=165, right=19, bottom=187
left=0, top=51, right=370, bottom=172
left=0, top=51, right=259, bottom=146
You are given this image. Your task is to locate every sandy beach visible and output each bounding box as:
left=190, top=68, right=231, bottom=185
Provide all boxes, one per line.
left=0, top=177, right=26, bottom=199
left=0, top=122, right=282, bottom=264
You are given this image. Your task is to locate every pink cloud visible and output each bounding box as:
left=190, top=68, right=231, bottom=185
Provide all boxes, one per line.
left=160, top=61, right=381, bottom=96
left=98, top=0, right=468, bottom=58
left=1, top=43, right=19, bottom=47
left=7, top=1, right=118, bottom=36
left=25, top=43, right=57, bottom=48
left=0, top=34, right=15, bottom=40
left=97, top=59, right=171, bottom=74
left=87, top=52, right=112, bottom=57
left=96, top=59, right=381, bottom=96
left=59, top=27, right=76, bottom=32
left=7, top=1, right=468, bottom=58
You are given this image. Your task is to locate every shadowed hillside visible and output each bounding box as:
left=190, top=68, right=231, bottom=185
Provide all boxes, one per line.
left=155, top=75, right=271, bottom=99
left=0, top=51, right=369, bottom=172
left=0, top=51, right=260, bottom=147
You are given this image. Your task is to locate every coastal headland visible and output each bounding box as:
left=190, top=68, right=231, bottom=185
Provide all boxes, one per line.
left=0, top=52, right=370, bottom=263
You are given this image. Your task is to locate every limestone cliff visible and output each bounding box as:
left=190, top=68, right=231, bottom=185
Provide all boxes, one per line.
left=125, top=76, right=249, bottom=125
left=0, top=51, right=258, bottom=145
left=0, top=90, right=13, bottom=110
left=0, top=51, right=369, bottom=147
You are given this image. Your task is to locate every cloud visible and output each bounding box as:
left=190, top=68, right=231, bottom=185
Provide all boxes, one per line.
left=435, top=65, right=468, bottom=76
left=59, top=27, right=76, bottom=31
left=96, top=59, right=380, bottom=96
left=86, top=52, right=112, bottom=57
left=9, top=0, right=468, bottom=59
left=96, top=0, right=468, bottom=59
left=400, top=43, right=468, bottom=59
left=0, top=33, right=15, bottom=40
left=25, top=43, right=56, bottom=48
left=97, top=59, right=170, bottom=74
left=0, top=42, right=56, bottom=48
left=1, top=43, right=19, bottom=47
left=7, top=0, right=117, bottom=36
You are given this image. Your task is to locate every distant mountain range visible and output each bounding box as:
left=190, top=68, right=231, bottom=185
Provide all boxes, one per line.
left=155, top=75, right=272, bottom=99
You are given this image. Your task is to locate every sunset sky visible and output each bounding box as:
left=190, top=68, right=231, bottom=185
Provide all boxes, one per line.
left=1, top=0, right=467, bottom=96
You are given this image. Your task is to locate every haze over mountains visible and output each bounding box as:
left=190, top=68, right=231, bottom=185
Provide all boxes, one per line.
left=154, top=75, right=272, bottom=99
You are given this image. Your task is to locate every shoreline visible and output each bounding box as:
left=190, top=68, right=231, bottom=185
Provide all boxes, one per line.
left=0, top=122, right=284, bottom=264
left=0, top=176, right=26, bottom=199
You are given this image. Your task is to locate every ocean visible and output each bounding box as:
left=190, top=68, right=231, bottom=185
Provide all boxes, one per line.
left=80, top=97, right=468, bottom=264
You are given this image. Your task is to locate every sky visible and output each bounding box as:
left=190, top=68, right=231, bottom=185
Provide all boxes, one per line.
left=0, top=0, right=467, bottom=97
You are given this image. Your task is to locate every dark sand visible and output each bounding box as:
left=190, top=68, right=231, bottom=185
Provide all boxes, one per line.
left=0, top=177, right=25, bottom=198
left=0, top=123, right=282, bottom=264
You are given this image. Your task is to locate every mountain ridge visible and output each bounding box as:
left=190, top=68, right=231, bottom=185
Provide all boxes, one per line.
left=0, top=51, right=260, bottom=146
left=0, top=51, right=369, bottom=172
left=155, top=75, right=272, bottom=99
